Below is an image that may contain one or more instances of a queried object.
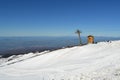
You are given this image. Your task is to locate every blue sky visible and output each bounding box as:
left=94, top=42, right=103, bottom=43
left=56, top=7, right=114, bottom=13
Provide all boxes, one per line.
left=0, top=0, right=120, bottom=37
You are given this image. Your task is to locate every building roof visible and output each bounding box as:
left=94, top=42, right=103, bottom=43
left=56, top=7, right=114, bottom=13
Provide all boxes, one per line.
left=88, top=35, right=94, bottom=37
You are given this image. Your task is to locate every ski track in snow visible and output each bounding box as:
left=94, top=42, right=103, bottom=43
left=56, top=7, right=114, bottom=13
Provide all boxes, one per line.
left=0, top=40, right=120, bottom=80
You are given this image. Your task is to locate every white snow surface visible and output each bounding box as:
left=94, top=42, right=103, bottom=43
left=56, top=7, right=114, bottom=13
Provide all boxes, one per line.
left=0, top=40, right=120, bottom=80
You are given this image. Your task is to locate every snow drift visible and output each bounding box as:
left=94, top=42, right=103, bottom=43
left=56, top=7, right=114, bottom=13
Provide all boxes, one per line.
left=0, top=40, right=120, bottom=80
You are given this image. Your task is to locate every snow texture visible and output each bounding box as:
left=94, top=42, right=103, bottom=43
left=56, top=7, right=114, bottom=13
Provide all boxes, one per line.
left=0, top=40, right=120, bottom=80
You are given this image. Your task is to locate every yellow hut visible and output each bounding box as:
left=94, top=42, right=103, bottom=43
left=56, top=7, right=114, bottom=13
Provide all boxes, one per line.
left=88, top=35, right=94, bottom=44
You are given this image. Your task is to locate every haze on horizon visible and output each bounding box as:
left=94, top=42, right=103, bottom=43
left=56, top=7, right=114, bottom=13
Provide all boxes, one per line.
left=0, top=0, right=120, bottom=37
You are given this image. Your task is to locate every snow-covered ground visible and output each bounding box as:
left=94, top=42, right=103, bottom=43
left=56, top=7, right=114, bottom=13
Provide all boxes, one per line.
left=0, top=40, right=120, bottom=80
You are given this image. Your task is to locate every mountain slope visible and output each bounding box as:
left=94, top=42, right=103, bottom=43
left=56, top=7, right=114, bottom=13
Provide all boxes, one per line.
left=0, top=40, right=120, bottom=80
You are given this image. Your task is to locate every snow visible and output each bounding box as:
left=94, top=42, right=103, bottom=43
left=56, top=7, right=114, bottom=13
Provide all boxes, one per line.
left=0, top=40, right=120, bottom=80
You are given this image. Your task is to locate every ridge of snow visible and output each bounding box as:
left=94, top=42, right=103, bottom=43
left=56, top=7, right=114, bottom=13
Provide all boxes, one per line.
left=0, top=50, right=49, bottom=67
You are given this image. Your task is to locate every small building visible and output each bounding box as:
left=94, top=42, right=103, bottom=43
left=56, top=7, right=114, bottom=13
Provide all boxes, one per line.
left=88, top=35, right=94, bottom=44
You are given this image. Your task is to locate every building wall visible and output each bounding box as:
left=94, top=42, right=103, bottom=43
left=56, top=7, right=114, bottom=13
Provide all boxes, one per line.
left=88, top=36, right=94, bottom=43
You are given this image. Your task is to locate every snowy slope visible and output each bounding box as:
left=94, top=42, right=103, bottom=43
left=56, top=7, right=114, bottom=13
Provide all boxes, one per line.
left=0, top=40, right=120, bottom=80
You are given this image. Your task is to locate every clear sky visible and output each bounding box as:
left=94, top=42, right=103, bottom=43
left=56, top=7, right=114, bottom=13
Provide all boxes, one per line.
left=0, top=0, right=120, bottom=37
